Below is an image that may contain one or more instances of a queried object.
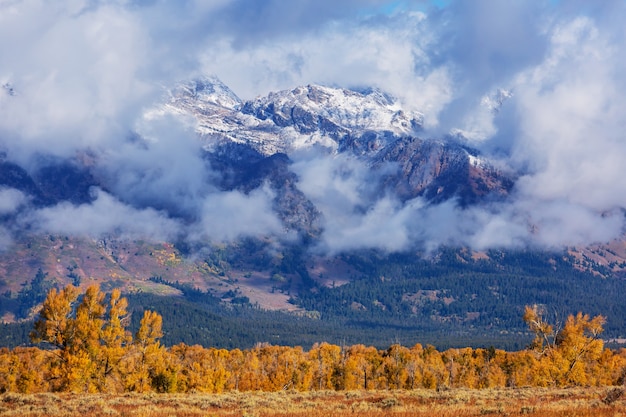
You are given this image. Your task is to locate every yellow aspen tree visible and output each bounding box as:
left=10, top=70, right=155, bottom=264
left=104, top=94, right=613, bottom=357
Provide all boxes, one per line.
left=592, top=348, right=626, bottom=386
left=31, top=285, right=80, bottom=351
left=226, top=348, right=246, bottom=391
left=173, top=345, right=216, bottom=393
left=243, top=348, right=262, bottom=391
left=452, top=347, right=479, bottom=389
left=382, top=344, right=410, bottom=389
left=422, top=344, right=447, bottom=389
left=71, top=285, right=106, bottom=392
left=405, top=344, right=426, bottom=389
left=556, top=312, right=606, bottom=386
left=15, top=347, right=51, bottom=393
left=504, top=350, right=540, bottom=387
left=255, top=345, right=296, bottom=391
left=272, top=346, right=302, bottom=391
left=343, top=344, right=378, bottom=390
left=474, top=348, right=507, bottom=388
left=255, top=344, right=279, bottom=391
left=293, top=348, right=314, bottom=391
left=280, top=346, right=308, bottom=391
left=309, top=343, right=342, bottom=390
left=122, top=309, right=169, bottom=392
left=486, top=349, right=508, bottom=388
left=31, top=285, right=81, bottom=391
left=30, top=285, right=117, bottom=392
left=99, top=288, right=132, bottom=392
left=169, top=344, right=197, bottom=392
left=204, top=347, right=231, bottom=393
left=0, top=347, right=19, bottom=392
left=523, top=305, right=558, bottom=355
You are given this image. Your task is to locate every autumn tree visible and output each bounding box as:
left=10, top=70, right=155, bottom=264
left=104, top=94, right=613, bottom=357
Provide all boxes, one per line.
left=31, top=285, right=138, bottom=392
left=16, top=292, right=625, bottom=394
left=30, top=284, right=84, bottom=391
left=382, top=344, right=410, bottom=389
left=343, top=344, right=382, bottom=390
left=556, top=312, right=606, bottom=385
left=0, top=347, right=49, bottom=393
left=99, top=289, right=132, bottom=391
left=524, top=304, right=607, bottom=386
left=309, top=342, right=342, bottom=390
left=523, top=305, right=559, bottom=355
left=121, top=309, right=169, bottom=392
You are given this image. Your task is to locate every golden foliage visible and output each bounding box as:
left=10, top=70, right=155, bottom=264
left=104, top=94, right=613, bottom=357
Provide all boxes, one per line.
left=4, top=293, right=625, bottom=395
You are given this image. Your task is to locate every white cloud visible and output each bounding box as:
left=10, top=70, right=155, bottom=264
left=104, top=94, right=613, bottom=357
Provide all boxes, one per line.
left=201, top=11, right=453, bottom=127
left=193, top=185, right=285, bottom=243
left=21, top=188, right=181, bottom=240
left=0, top=187, right=28, bottom=215
left=0, top=1, right=153, bottom=159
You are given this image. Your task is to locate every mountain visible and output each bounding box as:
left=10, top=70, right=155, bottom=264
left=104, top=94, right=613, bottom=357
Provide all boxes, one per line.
left=1, top=76, right=626, bottom=349
left=164, top=77, right=511, bottom=205
left=161, top=78, right=423, bottom=156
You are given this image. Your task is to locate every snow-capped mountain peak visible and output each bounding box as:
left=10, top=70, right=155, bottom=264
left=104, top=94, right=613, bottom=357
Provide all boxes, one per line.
left=157, top=77, right=427, bottom=156
left=241, top=84, right=423, bottom=137
left=169, top=75, right=242, bottom=111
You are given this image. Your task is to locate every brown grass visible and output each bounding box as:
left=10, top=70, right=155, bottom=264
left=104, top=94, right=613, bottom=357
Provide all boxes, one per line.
left=0, top=387, right=624, bottom=417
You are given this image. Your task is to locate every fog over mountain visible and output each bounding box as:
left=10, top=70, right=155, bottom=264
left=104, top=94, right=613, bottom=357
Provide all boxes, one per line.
left=1, top=0, right=626, bottom=255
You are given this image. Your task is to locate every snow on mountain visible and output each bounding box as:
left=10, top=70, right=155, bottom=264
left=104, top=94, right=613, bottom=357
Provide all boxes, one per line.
left=160, top=77, right=424, bottom=156
left=168, top=75, right=242, bottom=111
left=241, top=84, right=423, bottom=138
left=481, top=89, right=513, bottom=114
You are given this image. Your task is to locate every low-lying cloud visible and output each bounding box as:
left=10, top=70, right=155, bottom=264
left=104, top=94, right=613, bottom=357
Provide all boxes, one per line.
left=19, top=188, right=182, bottom=241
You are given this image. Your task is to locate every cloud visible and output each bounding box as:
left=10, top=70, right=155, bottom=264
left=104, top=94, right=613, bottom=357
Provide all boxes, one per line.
left=510, top=15, right=626, bottom=209
left=291, top=152, right=408, bottom=253
left=0, top=187, right=27, bottom=250
left=205, top=0, right=394, bottom=46
left=0, top=1, right=154, bottom=161
left=0, top=187, right=28, bottom=215
left=98, top=113, right=215, bottom=219
left=200, top=9, right=454, bottom=128
left=20, top=188, right=182, bottom=240
left=191, top=185, right=285, bottom=243
left=0, top=226, right=13, bottom=251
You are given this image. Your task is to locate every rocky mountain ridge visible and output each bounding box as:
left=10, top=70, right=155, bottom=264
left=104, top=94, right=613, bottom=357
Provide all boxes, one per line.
left=162, top=76, right=424, bottom=156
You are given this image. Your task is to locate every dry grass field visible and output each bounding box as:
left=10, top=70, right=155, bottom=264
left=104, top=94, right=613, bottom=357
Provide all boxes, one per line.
left=1, top=387, right=625, bottom=417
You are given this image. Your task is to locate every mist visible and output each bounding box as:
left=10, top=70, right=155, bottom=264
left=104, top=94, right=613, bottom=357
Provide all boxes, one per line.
left=1, top=0, right=626, bottom=255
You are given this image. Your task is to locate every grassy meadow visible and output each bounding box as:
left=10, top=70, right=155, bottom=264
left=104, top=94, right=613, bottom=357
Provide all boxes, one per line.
left=1, top=387, right=625, bottom=417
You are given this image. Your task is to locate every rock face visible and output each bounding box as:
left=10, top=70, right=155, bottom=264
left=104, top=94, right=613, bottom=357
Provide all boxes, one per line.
left=373, top=137, right=512, bottom=205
